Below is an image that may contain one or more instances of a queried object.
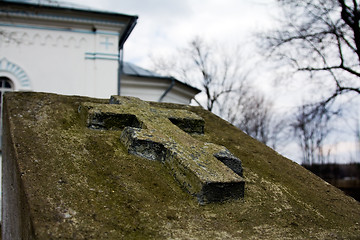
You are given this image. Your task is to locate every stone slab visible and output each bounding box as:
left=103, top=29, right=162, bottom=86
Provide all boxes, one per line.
left=2, top=92, right=360, bottom=239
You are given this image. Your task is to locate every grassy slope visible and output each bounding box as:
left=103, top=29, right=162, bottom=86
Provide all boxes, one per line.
left=4, top=92, right=360, bottom=239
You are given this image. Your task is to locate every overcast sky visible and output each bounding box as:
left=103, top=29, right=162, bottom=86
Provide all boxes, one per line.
left=65, top=0, right=283, bottom=107
left=64, top=0, right=278, bottom=67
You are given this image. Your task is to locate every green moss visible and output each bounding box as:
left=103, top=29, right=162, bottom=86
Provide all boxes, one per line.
left=3, top=92, right=360, bottom=239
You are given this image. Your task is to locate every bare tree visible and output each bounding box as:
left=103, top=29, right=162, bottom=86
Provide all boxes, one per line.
left=291, top=104, right=334, bottom=164
left=220, top=89, right=286, bottom=149
left=356, top=119, right=360, bottom=161
left=263, top=0, right=360, bottom=108
left=237, top=92, right=273, bottom=144
left=260, top=0, right=360, bottom=163
left=343, top=109, right=360, bottom=162
left=151, top=37, right=245, bottom=112
left=151, top=37, right=285, bottom=148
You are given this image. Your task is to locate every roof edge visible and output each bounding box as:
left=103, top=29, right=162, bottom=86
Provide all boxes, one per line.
left=119, top=16, right=138, bottom=49
left=123, top=74, right=201, bottom=94
left=0, top=0, right=138, bottom=20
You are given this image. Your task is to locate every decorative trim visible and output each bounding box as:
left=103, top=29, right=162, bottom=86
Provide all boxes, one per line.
left=0, top=29, right=90, bottom=49
left=85, top=52, right=118, bottom=57
left=0, top=58, right=31, bottom=88
left=85, top=52, right=119, bottom=61
left=0, top=23, right=120, bottom=36
left=0, top=9, right=126, bottom=28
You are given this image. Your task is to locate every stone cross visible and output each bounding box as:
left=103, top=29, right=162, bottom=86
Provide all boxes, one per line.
left=79, top=96, right=245, bottom=204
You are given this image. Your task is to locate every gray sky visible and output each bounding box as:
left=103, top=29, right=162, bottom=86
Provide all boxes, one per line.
left=64, top=0, right=277, bottom=67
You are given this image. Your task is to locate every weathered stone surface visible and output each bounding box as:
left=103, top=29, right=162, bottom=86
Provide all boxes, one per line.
left=79, top=103, right=142, bottom=130
left=2, top=106, right=33, bottom=239
left=214, top=149, right=243, bottom=177
left=110, top=95, right=205, bottom=134
left=3, top=92, right=360, bottom=239
left=82, top=96, right=244, bottom=203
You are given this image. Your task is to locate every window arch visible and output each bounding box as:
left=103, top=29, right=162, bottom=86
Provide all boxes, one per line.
left=0, top=76, right=14, bottom=102
left=0, top=58, right=31, bottom=89
left=0, top=76, right=14, bottom=150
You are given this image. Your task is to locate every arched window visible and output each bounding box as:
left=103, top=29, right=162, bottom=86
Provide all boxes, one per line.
left=0, top=76, right=14, bottom=150
left=0, top=76, right=14, bottom=97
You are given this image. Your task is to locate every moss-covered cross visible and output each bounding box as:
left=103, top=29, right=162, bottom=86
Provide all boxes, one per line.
left=80, top=96, right=244, bottom=203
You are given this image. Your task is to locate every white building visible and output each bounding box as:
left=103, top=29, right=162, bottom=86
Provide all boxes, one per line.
left=0, top=0, right=137, bottom=98
left=122, top=62, right=200, bottom=105
left=0, top=0, right=199, bottom=103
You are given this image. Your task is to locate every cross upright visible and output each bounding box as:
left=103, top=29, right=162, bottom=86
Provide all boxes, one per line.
left=99, top=37, right=114, bottom=50
left=79, top=96, right=245, bottom=203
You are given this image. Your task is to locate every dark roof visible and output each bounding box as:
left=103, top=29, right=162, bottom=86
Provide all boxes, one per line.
left=3, top=0, right=94, bottom=10
left=1, top=0, right=134, bottom=17
left=122, top=62, right=201, bottom=93
left=122, top=62, right=164, bottom=78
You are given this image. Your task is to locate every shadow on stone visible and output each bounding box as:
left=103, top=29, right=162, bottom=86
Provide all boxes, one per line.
left=198, top=181, right=245, bottom=204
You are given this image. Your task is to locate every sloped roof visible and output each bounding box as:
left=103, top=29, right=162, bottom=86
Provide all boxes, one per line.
left=122, top=62, right=201, bottom=93
left=2, top=92, right=360, bottom=239
left=3, top=0, right=94, bottom=10
left=1, top=0, right=134, bottom=17
left=123, top=62, right=164, bottom=78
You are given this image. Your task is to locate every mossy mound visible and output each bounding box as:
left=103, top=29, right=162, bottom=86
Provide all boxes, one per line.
left=3, top=92, right=360, bottom=239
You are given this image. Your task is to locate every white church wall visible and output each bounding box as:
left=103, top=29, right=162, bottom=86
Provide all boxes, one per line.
left=120, top=76, right=199, bottom=105
left=162, top=92, right=190, bottom=105
left=120, top=76, right=171, bottom=102
left=162, top=84, right=202, bottom=105
left=0, top=23, right=121, bottom=98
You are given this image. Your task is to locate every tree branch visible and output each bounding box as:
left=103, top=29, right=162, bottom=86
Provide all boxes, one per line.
left=299, top=64, right=360, bottom=78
